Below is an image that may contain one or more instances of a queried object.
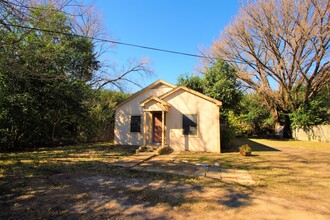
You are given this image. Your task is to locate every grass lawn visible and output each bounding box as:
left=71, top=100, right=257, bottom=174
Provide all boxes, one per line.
left=1, top=139, right=329, bottom=219
left=173, top=138, right=330, bottom=190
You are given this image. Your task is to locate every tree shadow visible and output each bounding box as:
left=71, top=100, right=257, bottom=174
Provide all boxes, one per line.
left=0, top=151, right=207, bottom=220
left=223, top=138, right=281, bottom=153
left=11, top=141, right=330, bottom=218
left=0, top=144, right=258, bottom=219
left=219, top=190, right=251, bottom=208
left=2, top=139, right=330, bottom=218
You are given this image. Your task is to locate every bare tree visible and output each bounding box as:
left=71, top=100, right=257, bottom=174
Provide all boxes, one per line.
left=208, top=0, right=329, bottom=137
left=0, top=0, right=152, bottom=89
left=91, top=57, right=153, bottom=92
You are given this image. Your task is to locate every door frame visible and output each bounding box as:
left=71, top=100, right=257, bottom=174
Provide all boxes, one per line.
left=152, top=112, right=162, bottom=143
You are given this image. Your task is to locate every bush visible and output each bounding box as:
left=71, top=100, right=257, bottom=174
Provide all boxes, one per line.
left=157, top=146, right=173, bottom=155
left=239, top=144, right=252, bottom=156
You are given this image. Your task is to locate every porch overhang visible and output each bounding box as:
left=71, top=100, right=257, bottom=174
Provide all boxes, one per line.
left=140, top=96, right=171, bottom=112
left=140, top=96, right=170, bottom=148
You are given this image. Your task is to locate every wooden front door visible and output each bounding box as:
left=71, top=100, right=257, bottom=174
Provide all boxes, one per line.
left=152, top=112, right=162, bottom=143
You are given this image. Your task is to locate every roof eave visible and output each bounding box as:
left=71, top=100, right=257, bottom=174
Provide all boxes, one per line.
left=140, top=96, right=171, bottom=107
left=159, top=86, right=222, bottom=107
left=114, top=80, right=175, bottom=110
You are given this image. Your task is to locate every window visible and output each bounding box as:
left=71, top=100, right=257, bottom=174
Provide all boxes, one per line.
left=182, top=114, right=197, bottom=135
left=130, top=116, right=141, bottom=132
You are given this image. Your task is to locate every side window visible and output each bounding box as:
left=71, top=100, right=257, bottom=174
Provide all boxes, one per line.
left=182, top=114, right=197, bottom=135
left=130, top=116, right=141, bottom=132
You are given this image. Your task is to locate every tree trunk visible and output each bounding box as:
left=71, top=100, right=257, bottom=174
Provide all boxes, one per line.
left=283, top=114, right=292, bottom=138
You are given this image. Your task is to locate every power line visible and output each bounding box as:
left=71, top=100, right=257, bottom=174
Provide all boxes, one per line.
left=5, top=23, right=217, bottom=60
left=1, top=0, right=84, bottom=17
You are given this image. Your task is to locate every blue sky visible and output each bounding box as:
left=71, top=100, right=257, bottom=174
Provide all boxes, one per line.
left=94, top=0, right=240, bottom=92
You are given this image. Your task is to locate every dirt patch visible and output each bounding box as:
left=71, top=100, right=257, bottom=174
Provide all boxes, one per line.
left=2, top=169, right=329, bottom=219
left=0, top=170, right=219, bottom=219
left=1, top=142, right=330, bottom=219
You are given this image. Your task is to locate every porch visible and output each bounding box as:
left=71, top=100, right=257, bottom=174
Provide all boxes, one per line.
left=140, top=96, right=171, bottom=148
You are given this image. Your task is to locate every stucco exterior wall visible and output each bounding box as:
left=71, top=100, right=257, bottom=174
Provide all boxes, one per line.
left=163, top=90, right=221, bottom=153
left=114, top=86, right=172, bottom=145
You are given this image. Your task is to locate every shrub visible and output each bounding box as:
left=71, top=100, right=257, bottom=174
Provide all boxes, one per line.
left=239, top=144, right=252, bottom=156
left=157, top=146, right=173, bottom=155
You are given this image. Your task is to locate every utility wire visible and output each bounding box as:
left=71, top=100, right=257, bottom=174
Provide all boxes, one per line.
left=6, top=23, right=217, bottom=60
left=1, top=0, right=85, bottom=17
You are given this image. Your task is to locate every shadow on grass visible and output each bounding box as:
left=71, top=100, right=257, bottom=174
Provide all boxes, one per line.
left=220, top=190, right=251, bottom=208
left=0, top=160, right=195, bottom=219
left=0, top=144, right=139, bottom=163
left=223, top=138, right=281, bottom=153
left=0, top=143, right=253, bottom=219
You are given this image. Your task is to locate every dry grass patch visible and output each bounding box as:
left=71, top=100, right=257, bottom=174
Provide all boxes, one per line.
left=1, top=139, right=329, bottom=219
left=173, top=138, right=330, bottom=196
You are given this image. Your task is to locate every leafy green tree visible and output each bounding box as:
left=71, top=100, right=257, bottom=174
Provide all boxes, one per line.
left=177, top=60, right=245, bottom=149
left=227, top=110, right=252, bottom=136
left=88, top=90, right=129, bottom=142
left=177, top=59, right=243, bottom=123
left=0, top=4, right=99, bottom=150
left=290, top=85, right=330, bottom=130
left=0, top=1, right=153, bottom=151
left=203, top=59, right=243, bottom=122
left=239, top=94, right=274, bottom=135
left=177, top=73, right=204, bottom=93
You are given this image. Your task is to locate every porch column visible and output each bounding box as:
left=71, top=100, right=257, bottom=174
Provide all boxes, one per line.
left=143, top=111, right=146, bottom=146
left=164, top=112, right=167, bottom=146
left=148, top=112, right=152, bottom=142
left=161, top=110, right=165, bottom=147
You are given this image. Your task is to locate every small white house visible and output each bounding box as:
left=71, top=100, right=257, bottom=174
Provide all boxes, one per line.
left=114, top=80, right=222, bottom=153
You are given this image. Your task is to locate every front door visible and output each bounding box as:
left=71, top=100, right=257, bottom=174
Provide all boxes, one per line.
left=152, top=112, right=162, bottom=143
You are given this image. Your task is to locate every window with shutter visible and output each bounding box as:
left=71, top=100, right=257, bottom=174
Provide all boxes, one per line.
left=182, top=114, right=197, bottom=135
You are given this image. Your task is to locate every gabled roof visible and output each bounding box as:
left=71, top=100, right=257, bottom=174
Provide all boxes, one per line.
left=159, top=86, right=222, bottom=107
left=114, top=80, right=175, bottom=110
left=140, top=96, right=171, bottom=107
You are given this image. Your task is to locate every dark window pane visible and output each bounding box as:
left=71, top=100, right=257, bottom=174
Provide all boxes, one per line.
left=182, top=114, right=197, bottom=135
left=130, top=116, right=141, bottom=132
